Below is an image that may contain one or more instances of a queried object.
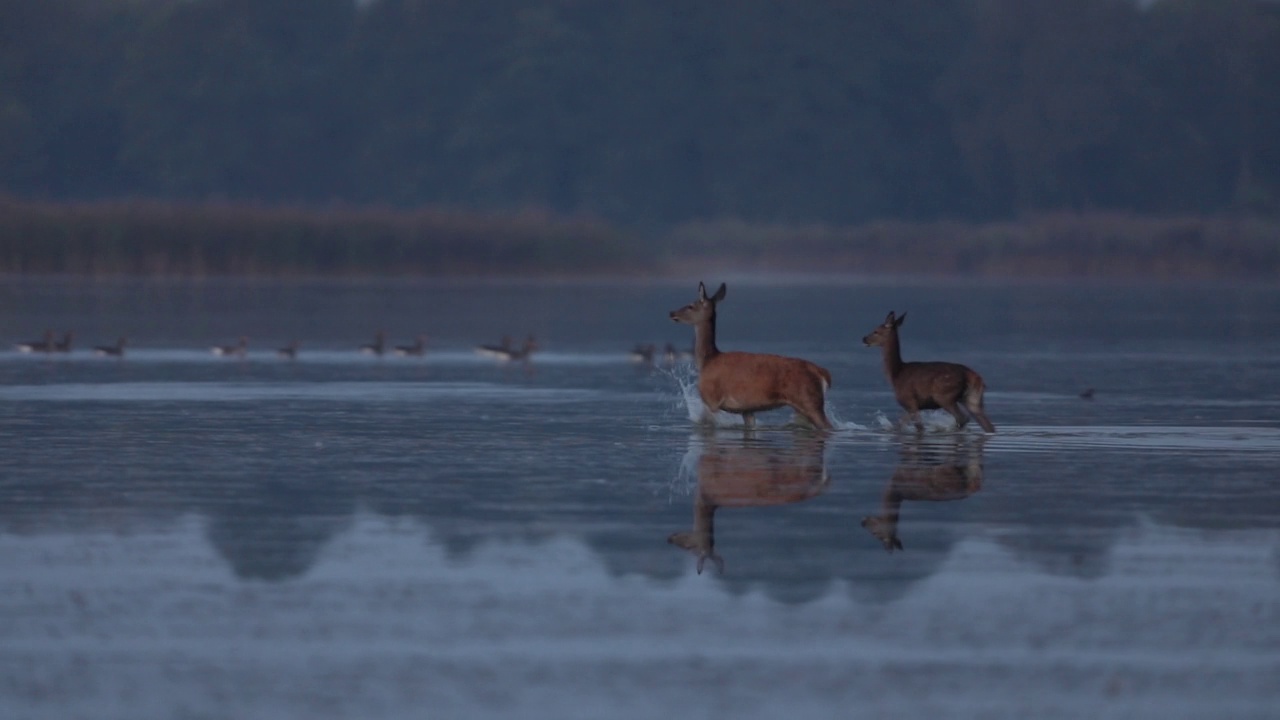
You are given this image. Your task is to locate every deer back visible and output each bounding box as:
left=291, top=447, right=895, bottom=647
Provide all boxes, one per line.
left=701, top=351, right=830, bottom=409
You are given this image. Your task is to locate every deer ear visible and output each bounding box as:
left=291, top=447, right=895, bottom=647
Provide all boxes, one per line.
left=894, top=312, right=907, bottom=327
left=710, top=283, right=727, bottom=303
left=883, top=311, right=896, bottom=326
left=697, top=282, right=708, bottom=300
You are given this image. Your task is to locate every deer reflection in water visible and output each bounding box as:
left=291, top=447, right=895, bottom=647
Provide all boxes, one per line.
left=668, top=431, right=830, bottom=574
left=862, top=436, right=986, bottom=552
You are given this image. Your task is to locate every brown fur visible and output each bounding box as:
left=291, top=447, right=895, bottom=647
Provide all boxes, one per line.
left=669, top=434, right=829, bottom=573
left=670, top=282, right=833, bottom=431
left=862, top=311, right=995, bottom=433
left=861, top=438, right=984, bottom=552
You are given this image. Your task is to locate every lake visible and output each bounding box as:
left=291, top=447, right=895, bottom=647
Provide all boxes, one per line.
left=2, top=276, right=1278, bottom=719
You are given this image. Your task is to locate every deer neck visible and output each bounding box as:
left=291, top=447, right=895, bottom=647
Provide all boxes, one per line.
left=692, top=313, right=721, bottom=371
left=881, top=331, right=905, bottom=380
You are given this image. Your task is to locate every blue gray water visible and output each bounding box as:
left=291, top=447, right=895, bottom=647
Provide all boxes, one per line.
left=2, top=277, right=1279, bottom=719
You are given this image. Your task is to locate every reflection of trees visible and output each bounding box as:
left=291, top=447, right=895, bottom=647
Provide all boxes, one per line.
left=4, top=410, right=1279, bottom=593
left=204, top=477, right=355, bottom=581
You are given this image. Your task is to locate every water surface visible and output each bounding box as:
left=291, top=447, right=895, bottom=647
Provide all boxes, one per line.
left=1, top=277, right=1278, bottom=719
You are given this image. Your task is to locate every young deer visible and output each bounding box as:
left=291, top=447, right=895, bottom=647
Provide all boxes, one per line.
left=862, top=311, right=995, bottom=433
left=669, top=433, right=830, bottom=574
left=670, top=282, right=833, bottom=430
left=861, top=437, right=984, bottom=552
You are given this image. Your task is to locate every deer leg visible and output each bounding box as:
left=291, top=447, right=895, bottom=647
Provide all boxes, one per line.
left=965, top=395, right=996, bottom=433
left=742, top=412, right=756, bottom=429
left=941, top=402, right=969, bottom=431
left=790, top=399, right=832, bottom=432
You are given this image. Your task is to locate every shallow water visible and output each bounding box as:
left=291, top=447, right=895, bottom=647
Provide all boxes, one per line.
left=2, top=277, right=1279, bottom=719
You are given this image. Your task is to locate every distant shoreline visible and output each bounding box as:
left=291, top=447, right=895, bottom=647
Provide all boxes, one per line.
left=1, top=197, right=1275, bottom=281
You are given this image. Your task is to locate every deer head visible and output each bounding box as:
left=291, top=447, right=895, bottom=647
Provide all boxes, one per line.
left=669, top=282, right=726, bottom=325
left=862, top=311, right=905, bottom=347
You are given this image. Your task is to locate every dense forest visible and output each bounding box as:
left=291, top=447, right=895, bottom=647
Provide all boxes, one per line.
left=0, top=0, right=1278, bottom=277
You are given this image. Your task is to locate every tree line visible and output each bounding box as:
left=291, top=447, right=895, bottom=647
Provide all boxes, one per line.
left=2, top=0, right=1278, bottom=228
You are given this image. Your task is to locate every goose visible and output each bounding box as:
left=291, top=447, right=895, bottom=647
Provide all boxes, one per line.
left=662, top=342, right=693, bottom=366
left=394, top=334, right=427, bottom=357
left=277, top=340, right=299, bottom=360
left=15, top=330, right=55, bottom=353
left=212, top=336, right=248, bottom=358
left=359, top=330, right=386, bottom=356
left=495, top=334, right=538, bottom=362
left=93, top=337, right=127, bottom=358
left=53, top=331, right=74, bottom=353
left=629, top=343, right=657, bottom=364
left=474, top=335, right=514, bottom=359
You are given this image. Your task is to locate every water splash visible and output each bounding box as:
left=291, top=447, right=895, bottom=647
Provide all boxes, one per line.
left=871, top=408, right=985, bottom=434
left=658, top=364, right=743, bottom=428
left=824, top=399, right=869, bottom=432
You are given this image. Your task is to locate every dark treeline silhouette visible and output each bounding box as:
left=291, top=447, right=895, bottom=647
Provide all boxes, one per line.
left=3, top=0, right=1278, bottom=226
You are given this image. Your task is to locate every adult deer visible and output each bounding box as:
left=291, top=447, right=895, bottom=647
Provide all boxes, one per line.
left=669, top=433, right=830, bottom=574
left=669, top=282, right=833, bottom=431
left=862, top=311, right=995, bottom=433
left=861, top=436, right=984, bottom=552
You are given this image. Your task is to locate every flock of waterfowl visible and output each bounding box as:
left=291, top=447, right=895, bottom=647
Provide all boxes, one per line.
left=11, top=329, right=541, bottom=363
left=9, top=280, right=999, bottom=434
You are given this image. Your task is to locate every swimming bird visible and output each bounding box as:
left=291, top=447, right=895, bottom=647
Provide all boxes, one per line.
left=212, top=336, right=248, bottom=358
left=474, top=335, right=514, bottom=359
left=491, top=334, right=538, bottom=362
left=662, top=342, right=693, bottom=366
left=394, top=334, right=427, bottom=357
left=15, top=330, right=55, bottom=353
left=93, top=337, right=127, bottom=358
left=360, top=330, right=387, bottom=356
left=629, top=343, right=657, bottom=364
left=53, top=331, right=74, bottom=353
left=1079, top=388, right=1095, bottom=400
left=277, top=340, right=299, bottom=360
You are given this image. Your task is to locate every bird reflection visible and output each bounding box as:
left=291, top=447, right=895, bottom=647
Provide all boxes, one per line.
left=862, top=436, right=985, bottom=552
left=668, top=431, right=829, bottom=575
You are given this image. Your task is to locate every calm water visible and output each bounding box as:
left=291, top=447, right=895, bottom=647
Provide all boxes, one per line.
left=2, top=277, right=1279, bottom=719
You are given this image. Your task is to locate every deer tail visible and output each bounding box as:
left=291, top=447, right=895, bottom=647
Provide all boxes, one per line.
left=814, top=365, right=833, bottom=393
left=964, top=369, right=997, bottom=433
left=964, top=369, right=985, bottom=403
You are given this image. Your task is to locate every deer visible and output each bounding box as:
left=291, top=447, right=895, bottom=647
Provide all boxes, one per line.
left=862, top=311, right=995, bottom=433
left=669, top=282, right=833, bottom=431
left=861, top=436, right=985, bottom=552
left=669, top=433, right=830, bottom=574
